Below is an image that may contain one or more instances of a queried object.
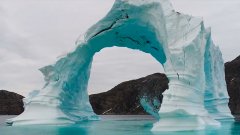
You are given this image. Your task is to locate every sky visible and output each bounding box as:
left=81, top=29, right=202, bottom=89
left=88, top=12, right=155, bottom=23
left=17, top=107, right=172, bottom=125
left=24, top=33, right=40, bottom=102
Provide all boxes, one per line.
left=0, top=0, right=239, bottom=96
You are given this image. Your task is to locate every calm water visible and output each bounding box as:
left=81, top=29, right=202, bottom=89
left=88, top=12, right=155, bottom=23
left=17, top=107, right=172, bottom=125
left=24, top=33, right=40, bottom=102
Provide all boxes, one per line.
left=0, top=115, right=240, bottom=135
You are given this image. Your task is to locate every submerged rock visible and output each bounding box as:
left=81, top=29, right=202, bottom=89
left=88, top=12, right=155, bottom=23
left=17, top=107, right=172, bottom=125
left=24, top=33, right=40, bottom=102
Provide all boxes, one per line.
left=0, top=90, right=24, bottom=115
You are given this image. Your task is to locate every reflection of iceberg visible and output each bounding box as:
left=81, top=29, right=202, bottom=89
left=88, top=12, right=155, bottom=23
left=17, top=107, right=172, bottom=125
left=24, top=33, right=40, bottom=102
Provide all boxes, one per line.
left=8, top=0, right=232, bottom=131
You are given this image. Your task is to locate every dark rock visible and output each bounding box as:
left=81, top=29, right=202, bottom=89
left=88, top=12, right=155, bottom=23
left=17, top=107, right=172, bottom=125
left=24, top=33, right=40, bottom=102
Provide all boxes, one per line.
left=1, top=55, right=239, bottom=117
left=89, top=73, right=169, bottom=115
left=90, top=55, right=240, bottom=116
left=0, top=90, right=24, bottom=115
left=225, top=56, right=240, bottom=117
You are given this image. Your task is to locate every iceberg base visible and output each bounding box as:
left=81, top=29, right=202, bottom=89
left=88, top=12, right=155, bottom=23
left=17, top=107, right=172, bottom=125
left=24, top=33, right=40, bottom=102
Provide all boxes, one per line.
left=7, top=103, right=99, bottom=126
left=151, top=111, right=221, bottom=131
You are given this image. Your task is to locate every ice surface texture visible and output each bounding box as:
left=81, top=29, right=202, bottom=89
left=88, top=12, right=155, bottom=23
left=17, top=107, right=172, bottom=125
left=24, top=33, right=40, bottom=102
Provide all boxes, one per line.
left=8, top=0, right=232, bottom=131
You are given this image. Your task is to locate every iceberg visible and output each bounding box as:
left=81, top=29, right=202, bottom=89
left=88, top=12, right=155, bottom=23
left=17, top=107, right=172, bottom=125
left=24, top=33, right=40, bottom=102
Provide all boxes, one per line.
left=8, top=0, right=232, bottom=131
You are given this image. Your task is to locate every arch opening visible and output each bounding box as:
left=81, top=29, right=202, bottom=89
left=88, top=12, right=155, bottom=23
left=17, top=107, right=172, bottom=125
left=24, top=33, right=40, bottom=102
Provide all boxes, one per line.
left=8, top=0, right=232, bottom=131
left=88, top=46, right=166, bottom=118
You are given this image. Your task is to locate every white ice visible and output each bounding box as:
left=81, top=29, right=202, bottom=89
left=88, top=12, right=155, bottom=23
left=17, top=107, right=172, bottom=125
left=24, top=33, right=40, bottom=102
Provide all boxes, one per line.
left=8, top=0, right=232, bottom=131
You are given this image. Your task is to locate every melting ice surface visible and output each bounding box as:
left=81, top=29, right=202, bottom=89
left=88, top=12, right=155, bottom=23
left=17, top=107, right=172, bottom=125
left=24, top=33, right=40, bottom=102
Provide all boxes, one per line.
left=1, top=116, right=240, bottom=135
left=8, top=0, right=233, bottom=132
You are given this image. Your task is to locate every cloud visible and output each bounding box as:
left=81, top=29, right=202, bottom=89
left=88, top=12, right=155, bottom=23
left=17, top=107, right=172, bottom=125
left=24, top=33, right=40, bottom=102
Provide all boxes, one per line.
left=0, top=9, right=44, bottom=95
left=170, top=0, right=240, bottom=61
left=0, top=0, right=115, bottom=95
left=0, top=0, right=239, bottom=96
left=88, top=47, right=163, bottom=94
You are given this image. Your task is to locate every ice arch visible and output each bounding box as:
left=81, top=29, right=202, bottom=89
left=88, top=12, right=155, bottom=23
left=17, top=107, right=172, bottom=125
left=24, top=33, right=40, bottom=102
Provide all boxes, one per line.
left=9, top=0, right=232, bottom=131
left=88, top=46, right=164, bottom=94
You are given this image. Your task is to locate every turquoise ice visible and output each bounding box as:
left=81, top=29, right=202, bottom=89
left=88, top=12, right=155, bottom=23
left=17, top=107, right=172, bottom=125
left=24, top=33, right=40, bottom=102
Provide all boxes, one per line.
left=8, top=0, right=233, bottom=131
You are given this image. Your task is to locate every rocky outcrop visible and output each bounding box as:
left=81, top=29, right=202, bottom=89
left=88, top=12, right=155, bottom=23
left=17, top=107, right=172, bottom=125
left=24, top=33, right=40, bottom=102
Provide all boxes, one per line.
left=89, top=73, right=168, bottom=115
left=0, top=90, right=24, bottom=115
left=225, top=56, right=240, bottom=118
left=89, top=55, right=240, bottom=116
left=0, top=56, right=239, bottom=117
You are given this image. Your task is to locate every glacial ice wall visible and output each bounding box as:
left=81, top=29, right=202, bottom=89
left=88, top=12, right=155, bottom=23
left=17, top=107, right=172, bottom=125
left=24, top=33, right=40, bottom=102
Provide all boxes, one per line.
left=8, top=0, right=232, bottom=131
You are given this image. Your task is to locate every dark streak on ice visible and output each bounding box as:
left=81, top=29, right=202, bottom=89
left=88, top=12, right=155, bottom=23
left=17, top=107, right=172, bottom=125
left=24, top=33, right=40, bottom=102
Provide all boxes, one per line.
left=151, top=46, right=159, bottom=51
left=120, top=36, right=141, bottom=45
left=90, top=13, right=129, bottom=39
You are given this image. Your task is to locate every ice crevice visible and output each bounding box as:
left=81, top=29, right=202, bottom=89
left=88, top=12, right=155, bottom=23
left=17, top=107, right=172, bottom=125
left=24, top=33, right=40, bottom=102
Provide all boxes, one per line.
left=7, top=0, right=233, bottom=131
left=90, top=14, right=128, bottom=39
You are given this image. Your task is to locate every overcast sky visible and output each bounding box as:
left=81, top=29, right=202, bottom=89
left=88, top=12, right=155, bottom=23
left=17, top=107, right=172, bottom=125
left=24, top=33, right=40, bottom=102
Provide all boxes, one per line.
left=0, top=0, right=239, bottom=96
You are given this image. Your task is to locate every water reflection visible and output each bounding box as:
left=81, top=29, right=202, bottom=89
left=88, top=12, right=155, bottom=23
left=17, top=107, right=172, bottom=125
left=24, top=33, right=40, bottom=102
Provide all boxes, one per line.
left=1, top=119, right=240, bottom=135
left=57, top=124, right=89, bottom=135
left=231, top=121, right=240, bottom=135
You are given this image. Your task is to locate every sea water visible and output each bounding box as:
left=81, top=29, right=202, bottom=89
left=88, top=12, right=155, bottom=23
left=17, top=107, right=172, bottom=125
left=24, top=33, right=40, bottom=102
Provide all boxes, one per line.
left=0, top=115, right=239, bottom=135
